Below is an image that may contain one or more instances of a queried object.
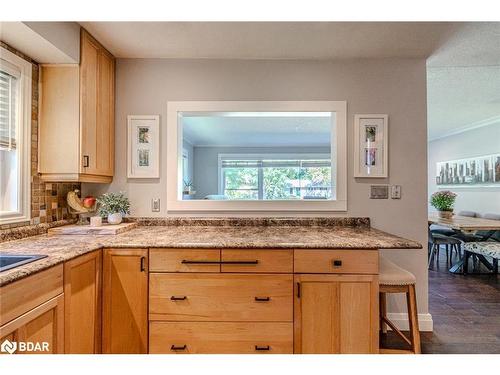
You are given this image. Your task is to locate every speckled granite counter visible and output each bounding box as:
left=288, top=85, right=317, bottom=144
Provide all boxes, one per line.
left=0, top=217, right=422, bottom=286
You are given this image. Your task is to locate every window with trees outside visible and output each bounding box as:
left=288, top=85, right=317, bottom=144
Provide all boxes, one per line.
left=219, top=155, right=332, bottom=200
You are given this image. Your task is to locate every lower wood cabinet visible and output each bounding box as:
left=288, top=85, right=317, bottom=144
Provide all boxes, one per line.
left=102, top=248, right=148, bottom=354
left=149, top=322, right=293, bottom=354
left=63, top=250, right=101, bottom=353
left=294, top=274, right=379, bottom=354
left=149, top=273, right=293, bottom=322
left=0, top=294, right=64, bottom=354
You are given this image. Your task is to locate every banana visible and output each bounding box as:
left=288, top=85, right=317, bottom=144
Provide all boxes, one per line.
left=67, top=190, right=89, bottom=213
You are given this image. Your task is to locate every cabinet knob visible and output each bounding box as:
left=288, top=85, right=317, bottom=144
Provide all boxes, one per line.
left=170, top=345, right=187, bottom=351
left=332, top=260, right=342, bottom=267
left=83, top=155, right=89, bottom=168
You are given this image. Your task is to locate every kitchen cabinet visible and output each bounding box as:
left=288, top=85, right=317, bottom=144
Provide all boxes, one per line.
left=294, top=274, right=378, bottom=354
left=0, top=295, right=64, bottom=354
left=39, top=28, right=115, bottom=183
left=0, top=266, right=64, bottom=354
left=63, top=250, right=102, bottom=353
left=102, top=248, right=148, bottom=354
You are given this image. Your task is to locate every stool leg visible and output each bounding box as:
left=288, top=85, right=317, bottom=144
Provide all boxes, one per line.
left=445, top=244, right=449, bottom=264
left=406, top=284, right=421, bottom=354
left=379, top=292, right=387, bottom=334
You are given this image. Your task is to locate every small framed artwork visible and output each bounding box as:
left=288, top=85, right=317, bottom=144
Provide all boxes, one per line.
left=127, top=115, right=160, bottom=178
left=353, top=114, right=388, bottom=178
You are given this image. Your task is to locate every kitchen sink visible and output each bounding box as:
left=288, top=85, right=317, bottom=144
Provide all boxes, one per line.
left=0, top=254, right=48, bottom=272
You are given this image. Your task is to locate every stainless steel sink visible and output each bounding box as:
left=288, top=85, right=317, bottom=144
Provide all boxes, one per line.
left=0, top=254, right=48, bottom=272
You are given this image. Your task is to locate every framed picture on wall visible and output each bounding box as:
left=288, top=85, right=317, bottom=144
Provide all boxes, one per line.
left=127, top=115, right=160, bottom=178
left=353, top=114, right=389, bottom=178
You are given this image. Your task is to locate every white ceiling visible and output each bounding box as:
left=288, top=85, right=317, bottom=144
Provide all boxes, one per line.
left=427, top=66, right=500, bottom=140
left=182, top=114, right=331, bottom=147
left=79, top=22, right=457, bottom=60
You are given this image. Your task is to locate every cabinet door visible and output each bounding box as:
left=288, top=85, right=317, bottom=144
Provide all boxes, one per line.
left=64, top=251, right=102, bottom=353
left=294, top=274, right=378, bottom=354
left=96, top=49, right=115, bottom=176
left=0, top=295, right=64, bottom=354
left=102, top=248, right=148, bottom=354
left=80, top=29, right=99, bottom=175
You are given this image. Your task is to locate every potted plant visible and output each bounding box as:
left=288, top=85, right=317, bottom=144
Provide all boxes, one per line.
left=183, top=180, right=194, bottom=195
left=96, top=192, right=131, bottom=224
left=430, top=190, right=457, bottom=219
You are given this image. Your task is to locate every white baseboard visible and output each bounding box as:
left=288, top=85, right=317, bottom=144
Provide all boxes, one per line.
left=385, top=313, right=433, bottom=332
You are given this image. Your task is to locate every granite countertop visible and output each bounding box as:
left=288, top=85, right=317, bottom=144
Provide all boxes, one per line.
left=0, top=218, right=422, bottom=286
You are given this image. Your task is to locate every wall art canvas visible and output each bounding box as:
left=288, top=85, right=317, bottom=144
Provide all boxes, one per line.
left=354, top=114, right=388, bottom=177
left=127, top=115, right=160, bottom=178
left=436, top=153, right=500, bottom=187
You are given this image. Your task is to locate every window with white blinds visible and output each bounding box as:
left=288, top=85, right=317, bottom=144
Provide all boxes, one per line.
left=0, top=48, right=31, bottom=224
left=0, top=68, right=19, bottom=150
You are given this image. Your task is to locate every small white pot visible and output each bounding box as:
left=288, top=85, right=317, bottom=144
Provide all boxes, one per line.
left=107, top=212, right=123, bottom=225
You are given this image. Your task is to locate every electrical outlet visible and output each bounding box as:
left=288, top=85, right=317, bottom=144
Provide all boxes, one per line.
left=151, top=198, right=160, bottom=212
left=370, top=185, right=389, bottom=199
left=391, top=185, right=402, bottom=199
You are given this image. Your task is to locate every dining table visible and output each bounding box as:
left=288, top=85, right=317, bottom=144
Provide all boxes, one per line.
left=428, top=213, right=500, bottom=273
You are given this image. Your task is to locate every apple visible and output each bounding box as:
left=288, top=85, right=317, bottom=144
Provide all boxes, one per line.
left=83, top=196, right=96, bottom=208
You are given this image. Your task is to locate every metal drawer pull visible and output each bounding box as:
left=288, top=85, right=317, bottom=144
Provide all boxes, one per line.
left=181, top=260, right=259, bottom=265
left=181, top=260, right=221, bottom=264
left=254, top=297, right=271, bottom=302
left=222, top=260, right=259, bottom=265
left=170, top=296, right=187, bottom=301
left=255, top=345, right=270, bottom=351
left=332, top=260, right=342, bottom=267
left=171, top=345, right=187, bottom=351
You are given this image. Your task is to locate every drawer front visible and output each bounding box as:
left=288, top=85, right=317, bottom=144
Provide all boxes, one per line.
left=0, top=264, right=63, bottom=326
left=294, top=250, right=378, bottom=274
left=149, top=248, right=221, bottom=272
left=221, top=249, right=293, bottom=273
left=149, top=274, right=293, bottom=322
left=149, top=322, right=293, bottom=354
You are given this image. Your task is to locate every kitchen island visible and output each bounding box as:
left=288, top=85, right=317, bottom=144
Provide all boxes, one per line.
left=0, top=217, right=421, bottom=354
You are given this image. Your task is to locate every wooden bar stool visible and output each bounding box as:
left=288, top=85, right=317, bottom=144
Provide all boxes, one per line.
left=379, top=256, right=421, bottom=354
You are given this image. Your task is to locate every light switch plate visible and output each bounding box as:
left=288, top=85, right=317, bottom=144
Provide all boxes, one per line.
left=151, top=198, right=160, bottom=212
left=370, top=185, right=389, bottom=199
left=391, top=185, right=402, bottom=199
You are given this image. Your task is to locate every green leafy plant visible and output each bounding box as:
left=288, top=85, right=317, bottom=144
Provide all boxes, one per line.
left=430, top=190, right=457, bottom=211
left=96, top=192, right=131, bottom=217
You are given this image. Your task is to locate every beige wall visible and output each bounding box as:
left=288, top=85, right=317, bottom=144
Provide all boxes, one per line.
left=83, top=58, right=429, bottom=317
left=428, top=123, right=500, bottom=215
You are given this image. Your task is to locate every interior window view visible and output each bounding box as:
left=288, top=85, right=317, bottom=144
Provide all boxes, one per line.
left=0, top=11, right=499, bottom=373
left=180, top=112, right=333, bottom=201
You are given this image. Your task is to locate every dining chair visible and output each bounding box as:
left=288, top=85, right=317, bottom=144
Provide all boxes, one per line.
left=428, top=228, right=462, bottom=269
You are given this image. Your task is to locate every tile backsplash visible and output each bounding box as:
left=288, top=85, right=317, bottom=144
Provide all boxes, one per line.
left=0, top=41, right=81, bottom=230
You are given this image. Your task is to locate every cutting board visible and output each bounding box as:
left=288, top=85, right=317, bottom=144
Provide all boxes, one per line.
left=48, top=222, right=138, bottom=235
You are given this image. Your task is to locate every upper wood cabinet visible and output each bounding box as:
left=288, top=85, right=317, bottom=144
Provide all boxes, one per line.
left=63, top=251, right=102, bottom=354
left=102, top=248, right=148, bottom=354
left=294, top=274, right=378, bottom=354
left=39, top=28, right=115, bottom=183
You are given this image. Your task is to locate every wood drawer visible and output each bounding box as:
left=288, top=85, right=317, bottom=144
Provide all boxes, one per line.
left=0, top=264, right=63, bottom=326
left=149, top=248, right=221, bottom=272
left=221, top=249, right=293, bottom=273
left=149, top=322, right=293, bottom=354
left=149, top=273, right=293, bottom=322
left=294, top=250, right=378, bottom=274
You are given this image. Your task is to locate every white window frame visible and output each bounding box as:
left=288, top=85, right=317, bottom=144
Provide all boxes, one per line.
left=217, top=153, right=333, bottom=200
left=0, top=47, right=32, bottom=224
left=166, top=101, right=347, bottom=212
